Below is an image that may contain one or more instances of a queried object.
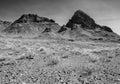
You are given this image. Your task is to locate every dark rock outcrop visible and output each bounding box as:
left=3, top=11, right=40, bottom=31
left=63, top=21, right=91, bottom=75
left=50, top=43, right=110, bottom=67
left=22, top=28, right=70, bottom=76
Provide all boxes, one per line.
left=42, top=27, right=51, bottom=33
left=66, top=10, right=96, bottom=30
left=101, top=26, right=113, bottom=32
left=58, top=25, right=67, bottom=33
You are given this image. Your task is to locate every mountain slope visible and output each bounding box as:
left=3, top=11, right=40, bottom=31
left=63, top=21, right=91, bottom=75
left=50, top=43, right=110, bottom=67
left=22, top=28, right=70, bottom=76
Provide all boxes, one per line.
left=0, top=20, right=11, bottom=32
left=59, top=10, right=120, bottom=42
left=2, top=10, right=120, bottom=42
left=3, top=14, right=61, bottom=35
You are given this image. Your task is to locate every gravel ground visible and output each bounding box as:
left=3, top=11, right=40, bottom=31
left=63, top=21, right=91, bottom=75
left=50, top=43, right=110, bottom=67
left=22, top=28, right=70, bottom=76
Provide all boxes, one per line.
left=0, top=38, right=120, bottom=84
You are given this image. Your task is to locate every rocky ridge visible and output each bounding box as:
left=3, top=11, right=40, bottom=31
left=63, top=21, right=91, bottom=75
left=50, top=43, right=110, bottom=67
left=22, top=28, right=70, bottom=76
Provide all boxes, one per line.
left=3, top=14, right=61, bottom=35
left=2, top=10, right=120, bottom=42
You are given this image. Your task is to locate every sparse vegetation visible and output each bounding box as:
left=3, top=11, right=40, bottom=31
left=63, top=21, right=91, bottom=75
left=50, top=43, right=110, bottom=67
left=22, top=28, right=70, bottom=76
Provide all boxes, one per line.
left=0, top=39, right=119, bottom=84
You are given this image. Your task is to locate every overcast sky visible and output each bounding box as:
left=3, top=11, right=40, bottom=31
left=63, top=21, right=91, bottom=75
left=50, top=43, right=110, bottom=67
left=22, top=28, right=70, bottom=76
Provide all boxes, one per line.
left=0, top=0, right=120, bottom=34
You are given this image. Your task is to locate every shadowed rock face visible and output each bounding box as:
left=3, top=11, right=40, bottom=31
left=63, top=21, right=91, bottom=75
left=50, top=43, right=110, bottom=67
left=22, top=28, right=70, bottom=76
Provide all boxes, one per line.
left=42, top=27, right=51, bottom=33
left=58, top=25, right=67, bottom=33
left=101, top=26, right=113, bottom=32
left=66, top=10, right=96, bottom=30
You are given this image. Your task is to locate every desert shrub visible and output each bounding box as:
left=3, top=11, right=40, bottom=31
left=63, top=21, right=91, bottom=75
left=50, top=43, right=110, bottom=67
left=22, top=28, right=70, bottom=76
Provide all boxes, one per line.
left=46, top=59, right=59, bottom=67
left=98, top=38, right=103, bottom=40
left=0, top=58, right=6, bottom=62
left=88, top=56, right=99, bottom=64
left=68, top=39, right=74, bottom=42
left=16, top=53, right=34, bottom=61
left=61, top=55, right=69, bottom=59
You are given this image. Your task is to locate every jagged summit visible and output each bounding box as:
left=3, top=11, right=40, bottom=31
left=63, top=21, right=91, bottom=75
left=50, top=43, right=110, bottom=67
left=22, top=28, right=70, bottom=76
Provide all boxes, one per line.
left=15, top=14, right=55, bottom=23
left=66, top=10, right=96, bottom=29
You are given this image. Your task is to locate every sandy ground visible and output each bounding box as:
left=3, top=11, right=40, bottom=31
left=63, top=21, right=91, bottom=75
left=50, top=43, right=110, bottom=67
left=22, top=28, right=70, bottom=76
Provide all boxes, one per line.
left=0, top=38, right=120, bottom=84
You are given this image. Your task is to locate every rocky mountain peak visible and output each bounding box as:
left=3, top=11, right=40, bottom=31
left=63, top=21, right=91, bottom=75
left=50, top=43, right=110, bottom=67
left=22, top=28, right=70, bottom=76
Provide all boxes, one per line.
left=15, top=14, right=55, bottom=23
left=2, top=14, right=60, bottom=34
left=66, top=10, right=96, bottom=29
left=2, top=10, right=120, bottom=42
left=58, top=9, right=120, bottom=42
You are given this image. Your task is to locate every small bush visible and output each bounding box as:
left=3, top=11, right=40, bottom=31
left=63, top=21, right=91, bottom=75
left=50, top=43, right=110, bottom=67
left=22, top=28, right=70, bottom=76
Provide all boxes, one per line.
left=47, top=59, right=59, bottom=67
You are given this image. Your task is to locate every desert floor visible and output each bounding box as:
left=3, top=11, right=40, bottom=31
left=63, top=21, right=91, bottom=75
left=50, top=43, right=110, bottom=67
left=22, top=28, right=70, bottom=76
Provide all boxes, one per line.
left=0, top=38, right=120, bottom=84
